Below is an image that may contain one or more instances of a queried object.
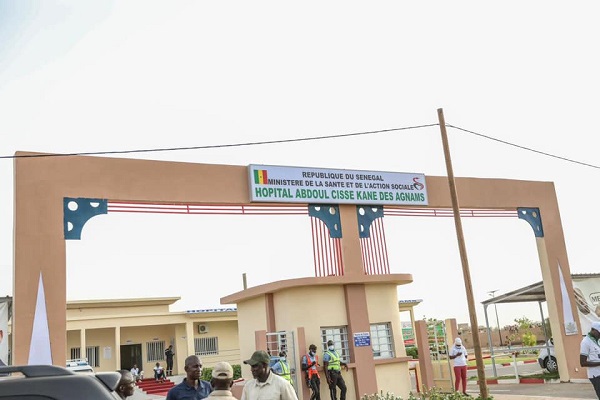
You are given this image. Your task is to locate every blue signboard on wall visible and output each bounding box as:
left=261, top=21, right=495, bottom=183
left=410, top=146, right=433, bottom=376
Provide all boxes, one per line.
left=354, top=332, right=371, bottom=347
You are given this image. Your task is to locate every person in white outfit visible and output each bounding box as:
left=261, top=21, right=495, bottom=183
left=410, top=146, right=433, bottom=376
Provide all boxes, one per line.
left=449, top=337, right=468, bottom=394
left=580, top=321, right=600, bottom=398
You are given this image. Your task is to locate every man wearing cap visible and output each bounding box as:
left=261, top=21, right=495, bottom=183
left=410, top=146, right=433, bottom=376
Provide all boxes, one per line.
left=323, top=340, right=348, bottom=400
left=166, top=355, right=213, bottom=400
left=449, top=337, right=468, bottom=395
left=580, top=321, right=600, bottom=398
left=241, top=350, right=298, bottom=400
left=207, top=361, right=237, bottom=400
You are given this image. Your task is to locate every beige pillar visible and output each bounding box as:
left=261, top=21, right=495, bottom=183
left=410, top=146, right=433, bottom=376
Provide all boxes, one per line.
left=80, top=329, right=86, bottom=360
left=114, top=327, right=121, bottom=370
left=415, top=320, right=434, bottom=391
left=185, top=321, right=195, bottom=357
left=344, top=284, right=377, bottom=396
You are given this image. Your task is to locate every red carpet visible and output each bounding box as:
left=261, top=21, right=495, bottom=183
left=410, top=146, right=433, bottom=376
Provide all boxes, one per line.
left=137, top=377, right=175, bottom=396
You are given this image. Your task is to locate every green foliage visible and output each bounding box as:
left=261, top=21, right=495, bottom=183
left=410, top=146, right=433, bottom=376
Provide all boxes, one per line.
left=521, top=331, right=537, bottom=347
left=406, top=347, right=418, bottom=359
left=360, top=387, right=493, bottom=400
left=201, top=367, right=212, bottom=381
left=232, top=364, right=242, bottom=379
left=200, top=364, right=242, bottom=381
left=509, top=316, right=537, bottom=346
left=361, top=391, right=404, bottom=400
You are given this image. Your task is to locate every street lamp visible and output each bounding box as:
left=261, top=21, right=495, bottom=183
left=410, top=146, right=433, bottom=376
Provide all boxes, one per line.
left=488, top=290, right=503, bottom=346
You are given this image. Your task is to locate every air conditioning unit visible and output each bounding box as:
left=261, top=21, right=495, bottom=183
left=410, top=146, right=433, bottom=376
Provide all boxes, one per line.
left=198, top=324, right=209, bottom=334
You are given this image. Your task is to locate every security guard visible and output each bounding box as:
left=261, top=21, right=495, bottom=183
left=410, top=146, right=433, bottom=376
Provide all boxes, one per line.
left=323, top=340, right=348, bottom=400
left=301, top=344, right=321, bottom=400
left=272, top=351, right=294, bottom=387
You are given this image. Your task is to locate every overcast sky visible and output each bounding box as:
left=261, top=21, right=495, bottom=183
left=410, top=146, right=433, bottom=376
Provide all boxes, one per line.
left=1, top=1, right=599, bottom=328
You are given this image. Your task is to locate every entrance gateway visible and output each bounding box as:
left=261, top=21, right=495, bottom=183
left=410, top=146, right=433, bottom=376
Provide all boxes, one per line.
left=13, top=153, right=585, bottom=392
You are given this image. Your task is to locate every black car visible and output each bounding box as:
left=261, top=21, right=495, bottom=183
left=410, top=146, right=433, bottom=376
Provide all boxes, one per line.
left=0, top=364, right=119, bottom=400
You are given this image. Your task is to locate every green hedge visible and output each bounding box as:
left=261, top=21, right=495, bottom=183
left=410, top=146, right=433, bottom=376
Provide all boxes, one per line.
left=361, top=388, right=490, bottom=400
left=200, top=364, right=242, bottom=381
left=405, top=347, right=418, bottom=359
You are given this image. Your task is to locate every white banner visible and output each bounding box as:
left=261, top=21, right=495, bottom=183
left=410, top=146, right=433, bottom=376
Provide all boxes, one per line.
left=249, top=164, right=428, bottom=205
left=572, top=275, right=600, bottom=335
left=559, top=265, right=578, bottom=335
left=0, top=302, right=7, bottom=366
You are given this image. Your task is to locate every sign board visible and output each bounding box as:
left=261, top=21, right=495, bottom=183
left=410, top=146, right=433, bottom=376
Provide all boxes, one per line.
left=249, top=164, right=428, bottom=205
left=0, top=302, right=7, bottom=366
left=353, top=332, right=371, bottom=347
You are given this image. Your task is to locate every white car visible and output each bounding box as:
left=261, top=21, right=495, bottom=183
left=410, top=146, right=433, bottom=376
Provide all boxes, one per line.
left=66, top=358, right=94, bottom=374
left=537, top=339, right=557, bottom=373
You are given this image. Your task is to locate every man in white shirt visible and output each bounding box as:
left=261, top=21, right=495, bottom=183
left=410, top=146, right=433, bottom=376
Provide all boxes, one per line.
left=241, top=350, right=298, bottom=400
left=449, top=337, right=468, bottom=395
left=580, top=321, right=600, bottom=398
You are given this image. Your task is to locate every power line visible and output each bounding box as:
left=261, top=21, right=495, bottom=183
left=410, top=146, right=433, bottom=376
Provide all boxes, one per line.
left=1, top=122, right=598, bottom=170
left=447, top=124, right=600, bottom=170
left=0, top=123, right=439, bottom=159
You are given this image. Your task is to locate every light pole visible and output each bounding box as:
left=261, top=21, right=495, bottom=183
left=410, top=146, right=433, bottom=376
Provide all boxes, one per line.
left=488, top=290, right=503, bottom=346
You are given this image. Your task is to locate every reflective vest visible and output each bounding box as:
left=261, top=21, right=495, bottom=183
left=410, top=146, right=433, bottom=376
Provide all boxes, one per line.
left=325, top=350, right=341, bottom=371
left=278, top=360, right=293, bottom=385
left=304, top=354, right=320, bottom=379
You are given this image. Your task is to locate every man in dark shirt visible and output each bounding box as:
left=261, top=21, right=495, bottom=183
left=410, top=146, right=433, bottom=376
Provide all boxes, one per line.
left=165, top=345, right=175, bottom=376
left=166, top=355, right=212, bottom=400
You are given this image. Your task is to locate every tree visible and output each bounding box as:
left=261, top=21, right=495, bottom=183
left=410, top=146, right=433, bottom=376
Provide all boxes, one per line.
left=509, top=316, right=537, bottom=347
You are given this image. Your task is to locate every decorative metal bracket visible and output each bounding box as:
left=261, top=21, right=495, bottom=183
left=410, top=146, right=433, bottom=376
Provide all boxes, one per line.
left=64, top=197, right=108, bottom=240
left=517, top=207, right=544, bottom=238
left=308, top=204, right=342, bottom=238
left=357, top=206, right=384, bottom=238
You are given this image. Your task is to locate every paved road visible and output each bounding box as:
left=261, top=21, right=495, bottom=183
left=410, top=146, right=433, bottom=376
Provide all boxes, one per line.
left=468, top=360, right=544, bottom=379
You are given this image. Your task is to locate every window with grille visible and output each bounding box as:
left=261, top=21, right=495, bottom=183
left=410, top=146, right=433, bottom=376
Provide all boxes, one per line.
left=195, top=336, right=219, bottom=356
left=147, top=341, right=166, bottom=362
left=69, top=347, right=81, bottom=360
left=370, top=322, right=394, bottom=359
left=320, top=326, right=350, bottom=363
left=86, top=346, right=100, bottom=367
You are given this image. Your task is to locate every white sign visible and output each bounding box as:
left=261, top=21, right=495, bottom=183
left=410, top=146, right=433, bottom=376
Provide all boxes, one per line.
left=249, top=164, right=428, bottom=205
left=0, top=302, right=7, bottom=366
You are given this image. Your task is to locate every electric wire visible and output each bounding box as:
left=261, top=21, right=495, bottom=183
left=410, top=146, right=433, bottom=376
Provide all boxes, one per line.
left=446, top=124, right=600, bottom=170
left=0, top=122, right=598, bottom=170
left=0, top=123, right=439, bottom=159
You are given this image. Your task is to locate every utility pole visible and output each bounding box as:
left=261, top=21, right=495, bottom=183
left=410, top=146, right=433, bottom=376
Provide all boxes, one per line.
left=488, top=290, right=503, bottom=346
left=437, top=108, right=489, bottom=399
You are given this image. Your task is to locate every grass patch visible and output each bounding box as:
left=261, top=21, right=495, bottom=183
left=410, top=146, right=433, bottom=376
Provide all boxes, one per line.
left=467, top=355, right=537, bottom=367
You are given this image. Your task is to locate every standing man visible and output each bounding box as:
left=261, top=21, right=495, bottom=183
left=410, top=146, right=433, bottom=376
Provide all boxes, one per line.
left=580, top=321, right=600, bottom=398
left=0, top=328, right=5, bottom=366
left=165, top=345, right=175, bottom=376
left=166, top=355, right=212, bottom=400
left=301, top=344, right=321, bottom=400
left=323, top=340, right=347, bottom=400
left=271, top=351, right=294, bottom=388
left=241, top=350, right=298, bottom=400
left=449, top=337, right=468, bottom=395
left=206, top=361, right=237, bottom=400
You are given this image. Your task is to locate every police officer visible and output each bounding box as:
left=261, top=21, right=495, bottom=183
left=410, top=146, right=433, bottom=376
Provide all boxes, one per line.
left=272, top=351, right=294, bottom=388
left=323, top=340, right=348, bottom=400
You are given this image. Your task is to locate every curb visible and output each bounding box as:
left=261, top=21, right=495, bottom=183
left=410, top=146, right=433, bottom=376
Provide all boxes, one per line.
left=469, top=378, right=560, bottom=385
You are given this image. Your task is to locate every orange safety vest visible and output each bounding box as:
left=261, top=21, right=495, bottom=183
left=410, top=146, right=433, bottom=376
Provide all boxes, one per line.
left=304, top=353, right=320, bottom=379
